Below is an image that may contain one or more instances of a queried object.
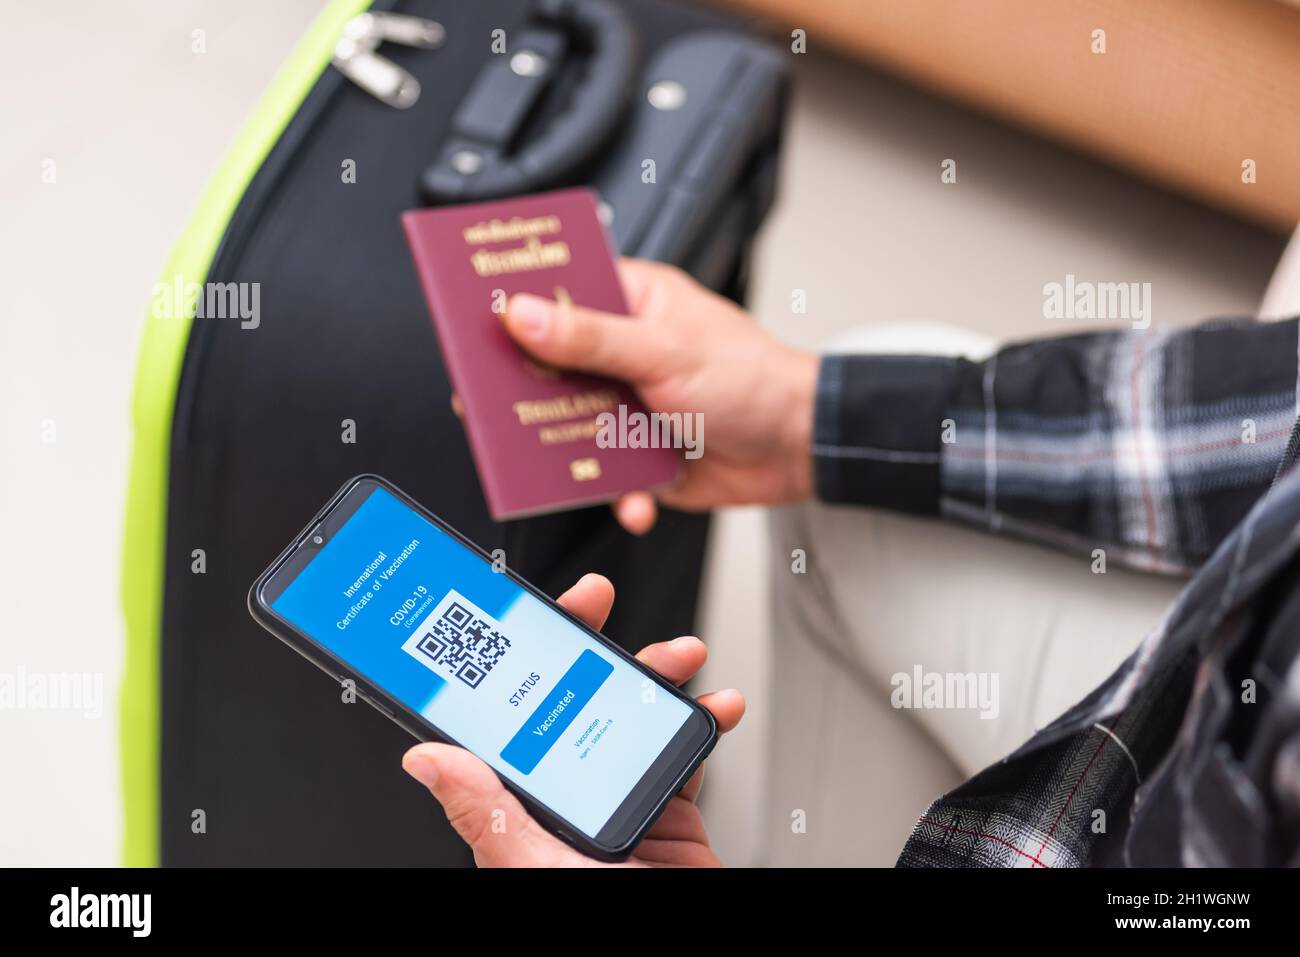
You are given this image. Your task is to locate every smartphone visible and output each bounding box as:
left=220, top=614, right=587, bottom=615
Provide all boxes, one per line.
left=247, top=474, right=717, bottom=861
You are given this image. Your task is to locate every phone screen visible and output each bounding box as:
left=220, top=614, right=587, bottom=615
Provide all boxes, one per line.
left=265, top=482, right=694, bottom=841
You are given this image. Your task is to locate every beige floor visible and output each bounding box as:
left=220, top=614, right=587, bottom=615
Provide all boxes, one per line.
left=0, top=2, right=1284, bottom=866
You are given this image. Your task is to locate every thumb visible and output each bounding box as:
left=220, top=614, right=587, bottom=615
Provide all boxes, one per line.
left=504, top=293, right=670, bottom=383
left=403, top=743, right=561, bottom=866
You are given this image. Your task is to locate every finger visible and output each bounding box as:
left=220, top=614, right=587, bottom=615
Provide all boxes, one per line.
left=670, top=689, right=745, bottom=805
left=613, top=492, right=658, bottom=535
left=403, top=744, right=565, bottom=867
left=555, top=573, right=615, bottom=631
left=678, top=764, right=707, bottom=804
left=616, top=258, right=667, bottom=314
left=696, top=688, right=745, bottom=735
left=504, top=292, right=671, bottom=382
left=635, top=635, right=707, bottom=686
left=642, top=794, right=710, bottom=845
left=631, top=836, right=721, bottom=868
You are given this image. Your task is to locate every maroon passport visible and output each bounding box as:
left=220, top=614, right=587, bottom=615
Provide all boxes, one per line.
left=402, top=188, right=680, bottom=519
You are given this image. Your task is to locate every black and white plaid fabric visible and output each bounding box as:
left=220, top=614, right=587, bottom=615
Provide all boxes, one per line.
left=813, top=316, right=1300, bottom=867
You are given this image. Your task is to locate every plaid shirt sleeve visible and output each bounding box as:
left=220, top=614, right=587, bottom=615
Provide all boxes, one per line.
left=814, top=317, right=1300, bottom=573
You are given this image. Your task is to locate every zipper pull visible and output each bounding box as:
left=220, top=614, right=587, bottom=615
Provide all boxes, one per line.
left=332, top=12, right=444, bottom=109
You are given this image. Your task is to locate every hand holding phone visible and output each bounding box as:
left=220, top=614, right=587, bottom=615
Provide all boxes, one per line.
left=403, top=572, right=745, bottom=867
left=249, top=475, right=728, bottom=860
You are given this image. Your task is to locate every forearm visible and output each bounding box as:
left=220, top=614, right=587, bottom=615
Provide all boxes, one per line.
left=813, top=317, right=1300, bottom=573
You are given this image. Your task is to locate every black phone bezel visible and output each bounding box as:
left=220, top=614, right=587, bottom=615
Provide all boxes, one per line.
left=247, top=473, right=717, bottom=862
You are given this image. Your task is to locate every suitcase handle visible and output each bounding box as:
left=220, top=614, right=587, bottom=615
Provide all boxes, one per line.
left=421, top=0, right=638, bottom=202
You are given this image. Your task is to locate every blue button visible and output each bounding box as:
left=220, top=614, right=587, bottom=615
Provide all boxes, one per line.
left=501, top=650, right=613, bottom=774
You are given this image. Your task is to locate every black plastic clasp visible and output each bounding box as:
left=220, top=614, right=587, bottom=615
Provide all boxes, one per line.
left=420, top=0, right=638, bottom=203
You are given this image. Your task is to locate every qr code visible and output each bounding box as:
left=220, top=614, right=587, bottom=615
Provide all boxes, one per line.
left=401, top=590, right=510, bottom=689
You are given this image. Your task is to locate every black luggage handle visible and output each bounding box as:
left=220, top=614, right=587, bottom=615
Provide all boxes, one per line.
left=421, top=0, right=638, bottom=203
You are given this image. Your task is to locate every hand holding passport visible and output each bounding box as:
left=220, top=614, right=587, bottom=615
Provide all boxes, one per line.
left=403, top=189, right=681, bottom=519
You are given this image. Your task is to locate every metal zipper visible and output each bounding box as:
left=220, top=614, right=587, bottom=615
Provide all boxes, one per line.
left=331, top=11, right=444, bottom=109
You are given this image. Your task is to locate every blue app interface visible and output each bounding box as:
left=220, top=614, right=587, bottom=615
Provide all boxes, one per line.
left=271, top=486, right=691, bottom=838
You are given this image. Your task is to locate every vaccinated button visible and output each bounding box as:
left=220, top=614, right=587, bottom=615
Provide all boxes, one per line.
left=501, top=650, right=613, bottom=774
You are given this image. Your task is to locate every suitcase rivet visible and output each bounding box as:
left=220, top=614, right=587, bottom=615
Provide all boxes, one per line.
left=451, top=150, right=484, bottom=176
left=647, top=80, right=687, bottom=111
left=510, top=50, right=549, bottom=78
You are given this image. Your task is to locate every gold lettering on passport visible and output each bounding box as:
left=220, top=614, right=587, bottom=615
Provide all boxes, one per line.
left=470, top=237, right=570, bottom=276
left=465, top=214, right=570, bottom=277
left=570, top=458, right=602, bottom=481
left=539, top=418, right=603, bottom=445
left=462, top=215, right=562, bottom=245
left=513, top=389, right=619, bottom=426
